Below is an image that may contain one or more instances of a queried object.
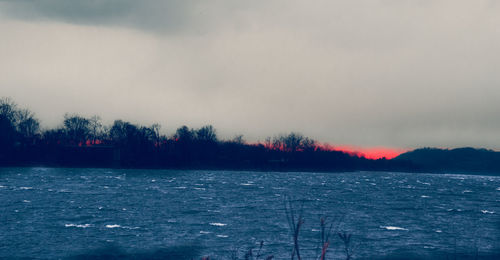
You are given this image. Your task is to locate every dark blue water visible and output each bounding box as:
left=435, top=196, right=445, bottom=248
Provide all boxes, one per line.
left=1, top=168, right=499, bottom=259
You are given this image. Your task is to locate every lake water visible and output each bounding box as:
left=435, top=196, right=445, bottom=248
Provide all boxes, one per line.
left=1, top=168, right=499, bottom=259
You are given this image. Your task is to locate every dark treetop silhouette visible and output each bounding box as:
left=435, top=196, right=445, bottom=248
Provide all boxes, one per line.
left=1, top=97, right=499, bottom=173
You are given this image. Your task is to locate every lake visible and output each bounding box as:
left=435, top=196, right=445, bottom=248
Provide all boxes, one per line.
left=1, top=168, right=499, bottom=259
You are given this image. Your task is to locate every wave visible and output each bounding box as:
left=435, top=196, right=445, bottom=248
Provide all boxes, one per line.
left=65, top=224, right=92, bottom=228
left=209, top=222, right=227, bottom=227
left=380, top=226, right=408, bottom=231
left=106, top=224, right=121, bottom=228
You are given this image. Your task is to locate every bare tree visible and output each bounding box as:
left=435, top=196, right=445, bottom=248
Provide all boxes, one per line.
left=196, top=125, right=217, bottom=143
left=231, top=135, right=245, bottom=145
left=89, top=115, right=102, bottom=144
left=0, top=98, right=40, bottom=146
left=0, top=97, right=18, bottom=123
left=175, top=125, right=194, bottom=143
left=0, top=98, right=18, bottom=151
left=151, top=123, right=161, bottom=146
left=16, top=109, right=40, bottom=140
left=272, top=133, right=316, bottom=152
left=63, top=114, right=90, bottom=145
left=264, top=137, right=272, bottom=149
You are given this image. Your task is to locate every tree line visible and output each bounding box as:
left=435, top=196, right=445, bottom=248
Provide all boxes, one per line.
left=0, top=97, right=414, bottom=171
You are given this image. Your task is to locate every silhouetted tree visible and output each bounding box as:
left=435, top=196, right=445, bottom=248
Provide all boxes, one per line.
left=88, top=115, right=103, bottom=145
left=273, top=132, right=316, bottom=152
left=175, top=125, right=194, bottom=143
left=231, top=135, right=245, bottom=145
left=110, top=120, right=137, bottom=146
left=0, top=98, right=41, bottom=163
left=195, top=125, right=217, bottom=143
left=16, top=109, right=40, bottom=143
left=151, top=123, right=161, bottom=145
left=63, top=114, right=90, bottom=145
left=108, top=120, right=160, bottom=166
left=0, top=107, right=17, bottom=161
left=0, top=97, right=18, bottom=124
left=263, top=137, right=272, bottom=149
left=173, top=125, right=195, bottom=165
left=193, top=125, right=219, bottom=162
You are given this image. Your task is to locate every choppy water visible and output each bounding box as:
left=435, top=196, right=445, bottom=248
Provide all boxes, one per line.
left=1, top=168, right=499, bottom=259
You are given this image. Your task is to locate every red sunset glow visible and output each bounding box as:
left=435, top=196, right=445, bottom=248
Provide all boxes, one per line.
left=311, top=143, right=405, bottom=159
left=255, top=142, right=406, bottom=160
left=331, top=145, right=406, bottom=160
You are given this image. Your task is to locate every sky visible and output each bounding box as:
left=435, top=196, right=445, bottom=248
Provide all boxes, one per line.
left=1, top=0, right=500, bottom=157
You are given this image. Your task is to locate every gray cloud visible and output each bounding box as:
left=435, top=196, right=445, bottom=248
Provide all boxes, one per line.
left=0, top=0, right=268, bottom=34
left=0, top=0, right=196, bottom=32
left=1, top=0, right=499, bottom=150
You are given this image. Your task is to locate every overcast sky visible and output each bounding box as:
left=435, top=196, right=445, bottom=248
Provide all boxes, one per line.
left=1, top=0, right=499, bottom=150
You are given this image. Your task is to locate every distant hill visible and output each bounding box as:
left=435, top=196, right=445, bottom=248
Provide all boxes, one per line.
left=393, top=147, right=500, bottom=173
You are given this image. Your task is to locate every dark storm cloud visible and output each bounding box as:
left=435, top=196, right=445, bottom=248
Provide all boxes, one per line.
left=0, top=0, right=194, bottom=32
